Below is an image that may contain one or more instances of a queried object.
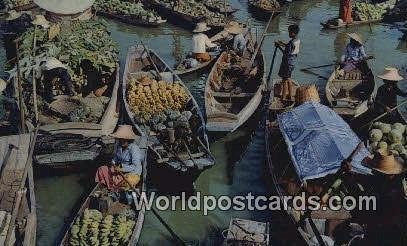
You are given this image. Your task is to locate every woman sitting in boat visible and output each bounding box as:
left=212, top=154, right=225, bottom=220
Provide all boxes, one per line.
left=340, top=33, right=372, bottom=75
left=191, top=22, right=218, bottom=62
left=275, top=24, right=300, bottom=102
left=95, top=125, right=143, bottom=201
left=224, top=22, right=247, bottom=56
left=375, top=67, right=406, bottom=119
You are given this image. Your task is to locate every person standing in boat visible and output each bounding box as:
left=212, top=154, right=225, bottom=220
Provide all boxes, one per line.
left=36, top=57, right=75, bottom=102
left=339, top=0, right=353, bottom=24
left=95, top=125, right=143, bottom=202
left=191, top=22, right=218, bottom=63
left=275, top=24, right=300, bottom=102
left=375, top=67, right=407, bottom=119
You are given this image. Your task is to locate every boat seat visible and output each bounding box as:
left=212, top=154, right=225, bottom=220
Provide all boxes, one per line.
left=212, top=92, right=255, bottom=98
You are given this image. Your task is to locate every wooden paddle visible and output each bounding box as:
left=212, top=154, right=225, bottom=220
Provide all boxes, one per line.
left=300, top=63, right=337, bottom=71
left=359, top=99, right=407, bottom=130
left=141, top=42, right=162, bottom=80
left=116, top=170, right=186, bottom=246
left=266, top=46, right=278, bottom=91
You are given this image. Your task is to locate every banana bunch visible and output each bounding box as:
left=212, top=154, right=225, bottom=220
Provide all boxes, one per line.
left=127, top=77, right=189, bottom=124
left=99, top=215, right=113, bottom=246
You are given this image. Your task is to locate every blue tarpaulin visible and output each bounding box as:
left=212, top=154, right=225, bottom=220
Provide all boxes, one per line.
left=278, top=102, right=371, bottom=181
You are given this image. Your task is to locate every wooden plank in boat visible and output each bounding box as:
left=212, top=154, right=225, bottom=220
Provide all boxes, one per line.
left=34, top=150, right=100, bottom=165
left=311, top=208, right=351, bottom=220
left=40, top=122, right=103, bottom=132
left=206, top=112, right=238, bottom=120
left=212, top=92, right=255, bottom=98
left=156, top=152, right=206, bottom=163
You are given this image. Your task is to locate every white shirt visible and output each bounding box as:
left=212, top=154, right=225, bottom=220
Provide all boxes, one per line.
left=192, top=33, right=216, bottom=53
left=291, top=38, right=300, bottom=55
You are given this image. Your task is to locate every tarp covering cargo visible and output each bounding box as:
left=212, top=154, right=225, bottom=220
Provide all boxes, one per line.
left=278, top=102, right=371, bottom=181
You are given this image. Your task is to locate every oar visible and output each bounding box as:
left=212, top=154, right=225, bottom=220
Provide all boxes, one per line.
left=266, top=46, right=278, bottom=91
left=300, top=68, right=329, bottom=80
left=116, top=170, right=186, bottom=246
left=300, top=63, right=337, bottom=71
left=359, top=99, right=407, bottom=129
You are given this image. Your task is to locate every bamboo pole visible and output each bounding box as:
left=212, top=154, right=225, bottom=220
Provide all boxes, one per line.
left=15, top=41, right=26, bottom=133
left=31, top=26, right=39, bottom=125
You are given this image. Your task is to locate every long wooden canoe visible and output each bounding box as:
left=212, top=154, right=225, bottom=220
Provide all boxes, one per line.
left=205, top=31, right=266, bottom=132
left=122, top=45, right=215, bottom=188
left=325, top=66, right=376, bottom=119
left=321, top=19, right=382, bottom=30
left=96, top=11, right=166, bottom=27
left=0, top=133, right=37, bottom=246
left=32, top=66, right=120, bottom=167
left=248, top=0, right=282, bottom=20
left=174, top=55, right=217, bottom=77
left=59, top=136, right=148, bottom=246
left=204, top=1, right=238, bottom=15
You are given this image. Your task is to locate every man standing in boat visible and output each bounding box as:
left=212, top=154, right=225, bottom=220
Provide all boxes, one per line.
left=275, top=24, right=300, bottom=102
left=375, top=67, right=407, bottom=119
left=191, top=22, right=218, bottom=63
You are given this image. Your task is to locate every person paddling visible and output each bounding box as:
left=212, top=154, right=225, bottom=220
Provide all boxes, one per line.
left=191, top=22, right=218, bottom=63
left=275, top=24, right=300, bottom=102
left=340, top=33, right=373, bottom=76
left=375, top=67, right=406, bottom=121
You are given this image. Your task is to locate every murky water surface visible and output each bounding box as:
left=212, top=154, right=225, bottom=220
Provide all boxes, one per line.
left=1, top=0, right=406, bottom=245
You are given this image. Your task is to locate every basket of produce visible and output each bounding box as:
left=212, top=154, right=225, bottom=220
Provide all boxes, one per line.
left=94, top=0, right=166, bottom=27
left=3, top=0, right=35, bottom=11
left=352, top=0, right=396, bottom=21
left=368, top=121, right=407, bottom=162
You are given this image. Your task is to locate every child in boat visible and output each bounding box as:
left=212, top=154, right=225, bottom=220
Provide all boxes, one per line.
left=191, top=22, right=218, bottom=62
left=275, top=24, right=300, bottom=102
left=95, top=125, right=143, bottom=202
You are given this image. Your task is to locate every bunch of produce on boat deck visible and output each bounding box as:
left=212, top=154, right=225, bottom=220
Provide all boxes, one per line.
left=250, top=0, right=280, bottom=10
left=212, top=51, right=257, bottom=93
left=200, top=0, right=232, bottom=11
left=69, top=208, right=135, bottom=246
left=159, top=0, right=226, bottom=27
left=94, top=0, right=165, bottom=24
left=352, top=0, right=396, bottom=21
left=6, top=20, right=118, bottom=123
left=3, top=0, right=32, bottom=9
left=369, top=121, right=407, bottom=162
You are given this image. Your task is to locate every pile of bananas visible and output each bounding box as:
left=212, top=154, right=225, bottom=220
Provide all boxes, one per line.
left=95, top=0, right=164, bottom=23
left=250, top=0, right=280, bottom=10
left=127, top=76, right=189, bottom=124
left=69, top=209, right=135, bottom=246
left=4, top=0, right=31, bottom=8
left=353, top=0, right=396, bottom=21
left=159, top=0, right=225, bottom=26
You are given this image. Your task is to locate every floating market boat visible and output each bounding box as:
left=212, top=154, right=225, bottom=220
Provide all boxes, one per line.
left=265, top=101, right=372, bottom=246
left=122, top=45, right=215, bottom=190
left=222, top=218, right=269, bottom=245
left=205, top=31, right=266, bottom=132
left=248, top=0, right=282, bottom=20
left=320, top=19, right=382, bottom=30
left=204, top=0, right=237, bottom=15
left=59, top=137, right=148, bottom=246
left=325, top=66, right=376, bottom=119
left=174, top=53, right=217, bottom=77
left=268, top=79, right=299, bottom=115
left=149, top=0, right=226, bottom=32
left=0, top=133, right=37, bottom=246
left=33, top=67, right=120, bottom=167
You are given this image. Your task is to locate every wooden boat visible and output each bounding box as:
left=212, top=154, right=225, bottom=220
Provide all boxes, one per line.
left=204, top=1, right=238, bottom=15
left=32, top=66, right=120, bottom=167
left=268, top=79, right=299, bottom=115
left=265, top=102, right=373, bottom=245
left=325, top=66, right=376, bottom=119
left=174, top=56, right=217, bottom=77
left=321, top=18, right=382, bottom=30
left=96, top=10, right=166, bottom=27
left=59, top=136, right=148, bottom=246
left=122, top=45, right=215, bottom=189
left=222, top=218, right=270, bottom=245
left=248, top=0, right=282, bottom=20
left=149, top=1, right=225, bottom=32
left=205, top=31, right=266, bottom=132
left=0, top=133, right=37, bottom=246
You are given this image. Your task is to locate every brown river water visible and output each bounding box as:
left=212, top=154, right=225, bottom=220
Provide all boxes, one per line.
left=1, top=0, right=406, bottom=245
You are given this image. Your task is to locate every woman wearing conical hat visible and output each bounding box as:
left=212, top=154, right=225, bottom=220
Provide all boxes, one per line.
left=375, top=67, right=406, bottom=121
left=95, top=125, right=143, bottom=203
left=191, top=22, right=218, bottom=63
left=340, top=33, right=373, bottom=74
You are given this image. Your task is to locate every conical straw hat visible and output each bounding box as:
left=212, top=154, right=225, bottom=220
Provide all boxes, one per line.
left=225, top=25, right=243, bottom=35
left=377, top=67, right=404, bottom=81
left=32, top=15, right=50, bottom=28
left=347, top=33, right=363, bottom=45
left=367, top=148, right=406, bottom=175
left=110, top=125, right=138, bottom=140
left=6, top=10, right=22, bottom=21
left=193, top=22, right=211, bottom=33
